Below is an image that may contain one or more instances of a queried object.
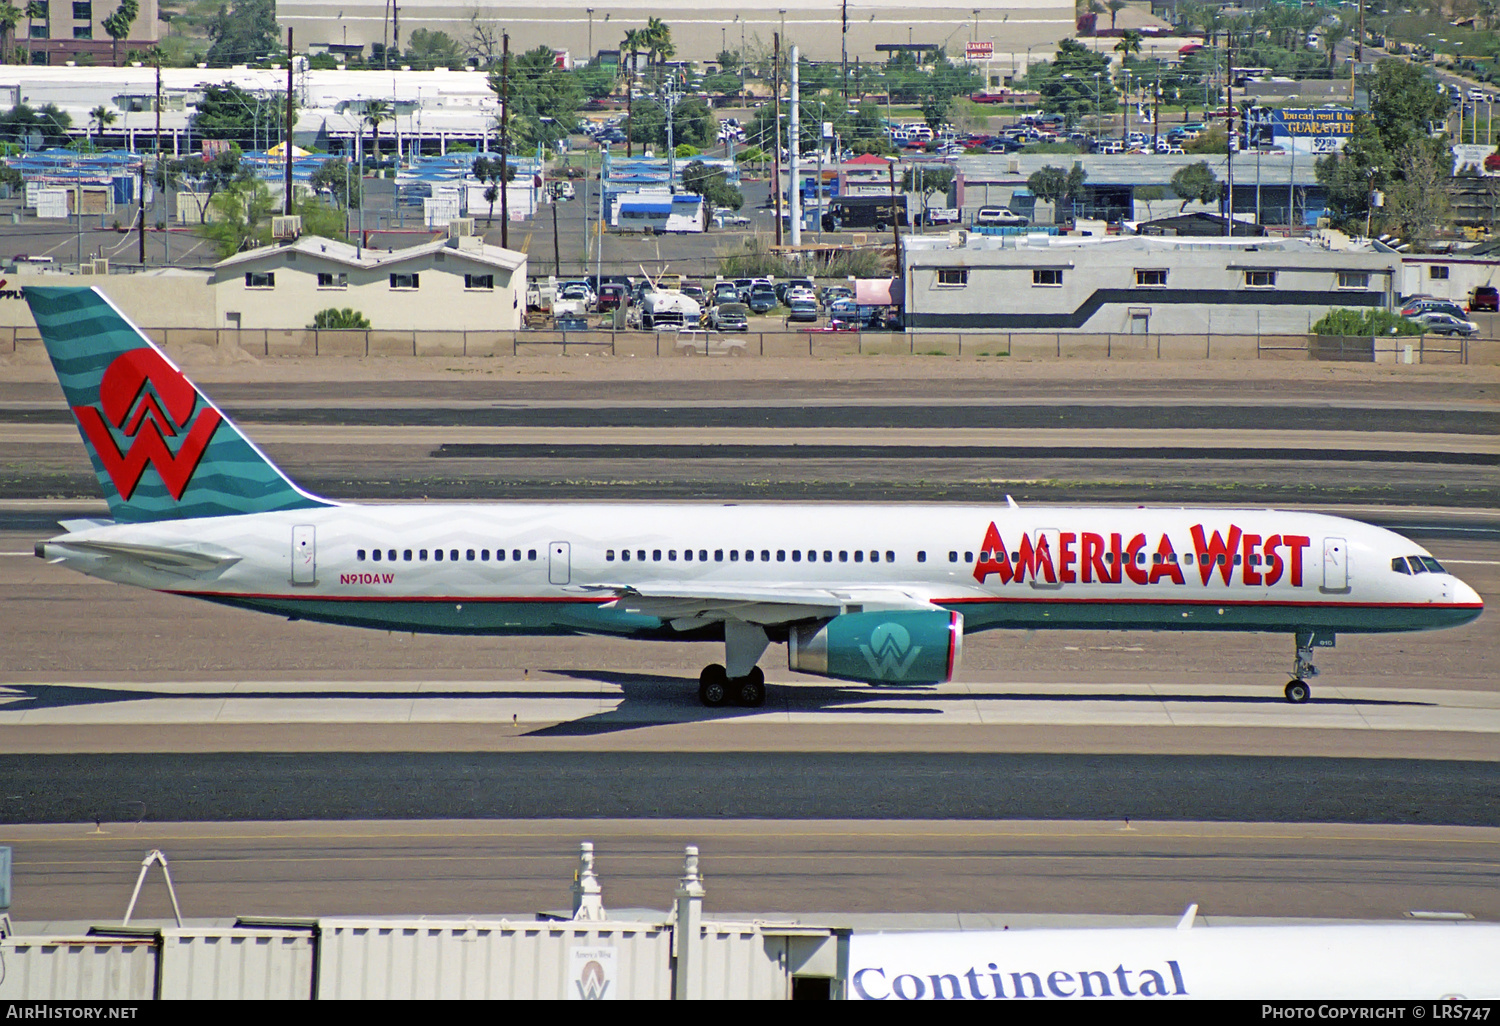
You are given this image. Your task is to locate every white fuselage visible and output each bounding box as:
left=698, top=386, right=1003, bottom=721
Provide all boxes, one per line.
left=39, top=503, right=1483, bottom=641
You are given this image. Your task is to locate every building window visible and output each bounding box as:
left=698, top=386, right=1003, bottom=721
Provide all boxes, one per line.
left=1245, top=270, right=1276, bottom=288
left=1337, top=271, right=1370, bottom=290
left=29, top=23, right=46, bottom=38
left=72, top=2, right=91, bottom=19
left=72, top=24, right=91, bottom=38
left=465, top=274, right=494, bottom=290
left=1032, top=269, right=1063, bottom=286
left=1135, top=269, right=1167, bottom=287
left=1430, top=265, right=1449, bottom=280
left=245, top=272, right=274, bottom=288
left=317, top=272, right=348, bottom=288
left=936, top=268, right=968, bottom=287
left=390, top=272, right=419, bottom=289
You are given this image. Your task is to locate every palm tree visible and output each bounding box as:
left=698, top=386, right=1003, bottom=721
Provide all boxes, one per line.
left=88, top=104, right=117, bottom=149
left=622, top=28, right=645, bottom=158
left=1106, top=0, right=1127, bottom=32
left=23, top=1, right=43, bottom=63
left=0, top=2, right=22, bottom=65
left=1322, top=17, right=1350, bottom=73
left=101, top=0, right=138, bottom=68
left=363, top=100, right=392, bottom=168
left=1115, top=30, right=1143, bottom=60
left=644, top=17, right=671, bottom=66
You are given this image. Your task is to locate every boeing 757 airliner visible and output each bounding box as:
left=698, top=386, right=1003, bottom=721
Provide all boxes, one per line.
left=27, top=287, right=1484, bottom=707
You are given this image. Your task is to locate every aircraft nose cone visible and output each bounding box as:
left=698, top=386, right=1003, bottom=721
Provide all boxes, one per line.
left=1455, top=578, right=1484, bottom=611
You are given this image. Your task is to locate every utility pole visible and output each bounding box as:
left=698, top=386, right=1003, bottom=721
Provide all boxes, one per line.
left=285, top=28, right=295, bottom=216
left=157, top=55, right=167, bottom=264
left=500, top=32, right=510, bottom=249
left=773, top=32, right=783, bottom=248
left=552, top=188, right=561, bottom=276
left=841, top=0, right=849, bottom=102
left=889, top=160, right=902, bottom=320
left=790, top=45, right=801, bottom=247
left=1224, top=33, right=1234, bottom=237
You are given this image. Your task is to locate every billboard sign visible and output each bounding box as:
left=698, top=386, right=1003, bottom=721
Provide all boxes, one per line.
left=1250, top=106, right=1355, bottom=155
left=965, top=41, right=994, bottom=61
left=847, top=925, right=1500, bottom=1000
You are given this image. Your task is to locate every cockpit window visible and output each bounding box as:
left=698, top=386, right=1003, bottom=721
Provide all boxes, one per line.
left=1408, top=556, right=1427, bottom=574
left=1417, top=556, right=1445, bottom=574
left=1391, top=557, right=1411, bottom=574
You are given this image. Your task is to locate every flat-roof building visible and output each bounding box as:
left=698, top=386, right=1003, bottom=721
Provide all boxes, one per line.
left=902, top=230, right=1401, bottom=335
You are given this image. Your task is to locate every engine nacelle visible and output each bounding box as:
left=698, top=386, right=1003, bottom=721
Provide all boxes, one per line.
left=788, top=609, right=963, bottom=685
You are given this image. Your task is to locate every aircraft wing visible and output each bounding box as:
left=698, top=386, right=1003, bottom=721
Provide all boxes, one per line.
left=579, top=582, right=943, bottom=628
left=47, top=538, right=243, bottom=575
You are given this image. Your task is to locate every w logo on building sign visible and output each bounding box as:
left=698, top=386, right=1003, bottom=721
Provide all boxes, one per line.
left=71, top=348, right=222, bottom=501
left=860, top=621, right=923, bottom=681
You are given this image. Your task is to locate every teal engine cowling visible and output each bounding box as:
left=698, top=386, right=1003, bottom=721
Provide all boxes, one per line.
left=787, top=609, right=963, bottom=685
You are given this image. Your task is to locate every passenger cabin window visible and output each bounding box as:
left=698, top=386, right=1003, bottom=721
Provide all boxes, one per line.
left=357, top=549, right=366, bottom=560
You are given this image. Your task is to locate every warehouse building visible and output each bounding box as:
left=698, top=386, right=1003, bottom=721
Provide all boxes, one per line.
left=902, top=230, right=1401, bottom=335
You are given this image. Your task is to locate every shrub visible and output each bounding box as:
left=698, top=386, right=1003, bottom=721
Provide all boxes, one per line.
left=1312, top=309, right=1425, bottom=336
left=311, top=308, right=371, bottom=329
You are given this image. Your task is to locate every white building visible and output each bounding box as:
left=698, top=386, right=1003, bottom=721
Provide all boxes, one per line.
left=212, top=227, right=526, bottom=331
left=902, top=231, right=1402, bottom=335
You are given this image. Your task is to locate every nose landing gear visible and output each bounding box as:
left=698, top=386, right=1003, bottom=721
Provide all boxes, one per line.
left=1285, top=631, right=1333, bottom=704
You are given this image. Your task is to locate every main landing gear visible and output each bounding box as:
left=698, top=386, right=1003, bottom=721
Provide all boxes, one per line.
left=1285, top=631, right=1333, bottom=704
left=698, top=664, right=766, bottom=708
left=698, top=619, right=770, bottom=708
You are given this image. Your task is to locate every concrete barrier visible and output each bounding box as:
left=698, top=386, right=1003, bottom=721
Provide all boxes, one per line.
left=368, top=330, right=415, bottom=357
left=317, top=330, right=368, bottom=357
left=1009, top=334, right=1060, bottom=360
left=414, top=331, right=466, bottom=357
left=1159, top=334, right=1211, bottom=360
left=1062, top=334, right=1111, bottom=359
left=267, top=330, right=317, bottom=358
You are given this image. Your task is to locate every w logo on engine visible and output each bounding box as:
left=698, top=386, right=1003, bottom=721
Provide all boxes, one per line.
left=71, top=348, right=222, bottom=501
left=859, top=621, right=923, bottom=681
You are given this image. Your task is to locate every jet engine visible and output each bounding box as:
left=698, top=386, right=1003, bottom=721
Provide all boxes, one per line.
left=787, top=609, right=963, bottom=685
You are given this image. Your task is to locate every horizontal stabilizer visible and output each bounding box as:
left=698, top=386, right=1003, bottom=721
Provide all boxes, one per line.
left=54, top=538, right=243, bottom=574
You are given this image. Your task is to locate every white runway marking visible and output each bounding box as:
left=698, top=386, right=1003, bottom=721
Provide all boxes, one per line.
left=0, top=680, right=1496, bottom=732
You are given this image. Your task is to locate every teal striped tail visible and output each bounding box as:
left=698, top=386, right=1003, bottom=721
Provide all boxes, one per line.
left=26, top=286, right=331, bottom=523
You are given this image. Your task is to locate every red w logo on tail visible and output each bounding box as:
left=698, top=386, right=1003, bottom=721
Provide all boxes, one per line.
left=72, top=348, right=222, bottom=501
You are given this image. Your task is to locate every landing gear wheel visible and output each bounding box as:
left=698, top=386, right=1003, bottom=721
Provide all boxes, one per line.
left=734, top=667, right=766, bottom=707
left=1285, top=679, right=1311, bottom=704
left=698, top=664, right=729, bottom=707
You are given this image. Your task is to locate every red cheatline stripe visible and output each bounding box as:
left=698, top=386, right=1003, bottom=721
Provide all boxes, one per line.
left=937, top=597, right=1483, bottom=610
left=164, top=590, right=611, bottom=604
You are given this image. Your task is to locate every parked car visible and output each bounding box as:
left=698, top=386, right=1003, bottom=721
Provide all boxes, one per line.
left=733, top=277, right=755, bottom=303
left=1402, top=298, right=1467, bottom=320
left=748, top=283, right=778, bottom=313
left=1409, top=311, right=1479, bottom=336
left=555, top=312, right=589, bottom=331
left=707, top=302, right=750, bottom=332
left=786, top=297, right=820, bottom=323
left=596, top=283, right=628, bottom=312
left=1468, top=285, right=1499, bottom=312
left=712, top=281, right=740, bottom=306
left=975, top=206, right=1029, bottom=228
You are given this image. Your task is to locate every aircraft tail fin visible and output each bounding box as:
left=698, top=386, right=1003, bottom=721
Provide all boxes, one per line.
left=26, top=286, right=332, bottom=523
